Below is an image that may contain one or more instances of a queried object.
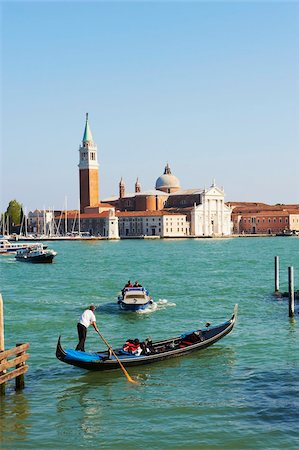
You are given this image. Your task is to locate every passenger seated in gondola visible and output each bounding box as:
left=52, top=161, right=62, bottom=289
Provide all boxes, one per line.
left=134, top=281, right=142, bottom=287
left=123, top=338, right=142, bottom=356
left=179, top=331, right=204, bottom=347
left=140, top=339, right=152, bottom=355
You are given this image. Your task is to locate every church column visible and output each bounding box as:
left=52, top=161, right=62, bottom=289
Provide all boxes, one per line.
left=221, top=199, right=224, bottom=235
left=208, top=199, right=211, bottom=235
left=203, top=193, right=206, bottom=235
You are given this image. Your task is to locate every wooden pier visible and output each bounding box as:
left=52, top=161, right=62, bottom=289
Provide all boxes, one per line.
left=0, top=294, right=30, bottom=395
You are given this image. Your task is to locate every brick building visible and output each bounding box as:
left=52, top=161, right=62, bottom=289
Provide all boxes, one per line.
left=230, top=203, right=299, bottom=234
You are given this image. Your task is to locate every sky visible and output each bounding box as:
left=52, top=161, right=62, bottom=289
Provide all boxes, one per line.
left=1, top=0, right=298, bottom=213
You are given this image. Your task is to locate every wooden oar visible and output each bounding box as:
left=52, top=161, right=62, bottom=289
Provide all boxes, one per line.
left=97, top=331, right=139, bottom=385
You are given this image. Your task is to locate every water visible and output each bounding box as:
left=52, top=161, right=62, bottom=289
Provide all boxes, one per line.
left=1, top=237, right=298, bottom=449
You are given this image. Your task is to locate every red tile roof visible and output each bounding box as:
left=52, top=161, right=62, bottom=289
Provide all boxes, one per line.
left=116, top=210, right=185, bottom=217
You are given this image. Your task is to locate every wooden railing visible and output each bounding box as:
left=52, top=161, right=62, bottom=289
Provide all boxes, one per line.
left=0, top=343, right=30, bottom=395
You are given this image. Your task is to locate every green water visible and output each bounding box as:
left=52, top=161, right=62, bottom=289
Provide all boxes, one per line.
left=0, top=238, right=298, bottom=449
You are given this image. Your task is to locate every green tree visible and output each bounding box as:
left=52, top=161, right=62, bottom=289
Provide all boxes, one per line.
left=6, top=199, right=24, bottom=226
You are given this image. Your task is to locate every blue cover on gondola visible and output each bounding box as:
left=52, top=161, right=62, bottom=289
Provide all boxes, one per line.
left=118, top=349, right=140, bottom=357
left=65, top=349, right=103, bottom=362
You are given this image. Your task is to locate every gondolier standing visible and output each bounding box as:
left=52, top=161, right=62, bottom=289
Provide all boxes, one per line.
left=76, top=304, right=99, bottom=352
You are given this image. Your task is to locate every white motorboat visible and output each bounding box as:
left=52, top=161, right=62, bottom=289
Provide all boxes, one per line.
left=15, top=244, right=57, bottom=263
left=117, top=287, right=154, bottom=312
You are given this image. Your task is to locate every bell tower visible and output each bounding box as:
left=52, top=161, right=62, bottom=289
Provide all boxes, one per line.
left=78, top=113, right=99, bottom=212
left=119, top=178, right=125, bottom=199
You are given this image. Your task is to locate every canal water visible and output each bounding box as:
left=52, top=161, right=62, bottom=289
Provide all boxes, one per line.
left=0, top=237, right=298, bottom=449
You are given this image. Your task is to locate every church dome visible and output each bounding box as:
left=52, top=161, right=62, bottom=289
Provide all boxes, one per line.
left=155, top=164, right=180, bottom=193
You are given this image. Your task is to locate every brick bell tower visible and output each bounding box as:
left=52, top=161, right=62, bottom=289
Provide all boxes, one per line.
left=78, top=113, right=99, bottom=212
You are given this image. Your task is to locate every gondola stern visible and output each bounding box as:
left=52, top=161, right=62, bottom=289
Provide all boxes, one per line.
left=56, top=335, right=67, bottom=361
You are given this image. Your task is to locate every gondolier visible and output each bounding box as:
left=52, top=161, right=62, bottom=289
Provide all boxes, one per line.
left=76, top=305, right=99, bottom=352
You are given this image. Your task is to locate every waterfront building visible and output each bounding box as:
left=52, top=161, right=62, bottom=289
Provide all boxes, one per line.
left=104, top=168, right=232, bottom=237
left=230, top=203, right=299, bottom=234
left=55, top=208, right=119, bottom=239
left=117, top=211, right=189, bottom=238
left=190, top=183, right=232, bottom=236
left=27, top=209, right=56, bottom=236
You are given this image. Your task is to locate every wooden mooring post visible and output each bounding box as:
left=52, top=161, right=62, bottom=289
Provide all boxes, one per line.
left=288, top=266, right=295, bottom=317
left=274, top=256, right=280, bottom=294
left=0, top=294, right=30, bottom=395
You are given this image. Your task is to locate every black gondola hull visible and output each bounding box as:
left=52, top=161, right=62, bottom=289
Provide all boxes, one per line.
left=56, top=306, right=237, bottom=371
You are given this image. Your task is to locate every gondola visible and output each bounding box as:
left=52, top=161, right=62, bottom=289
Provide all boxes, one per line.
left=56, top=305, right=238, bottom=371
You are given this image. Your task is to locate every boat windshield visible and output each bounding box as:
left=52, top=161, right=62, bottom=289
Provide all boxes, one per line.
left=125, top=293, right=146, bottom=299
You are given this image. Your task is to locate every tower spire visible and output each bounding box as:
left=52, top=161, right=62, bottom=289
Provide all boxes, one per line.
left=135, top=177, right=141, bottom=193
left=83, top=112, right=93, bottom=143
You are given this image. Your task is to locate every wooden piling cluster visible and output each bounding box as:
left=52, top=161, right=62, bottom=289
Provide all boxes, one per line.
left=0, top=294, right=30, bottom=395
left=274, top=256, right=298, bottom=317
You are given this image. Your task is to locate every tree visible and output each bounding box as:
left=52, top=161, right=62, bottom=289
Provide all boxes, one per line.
left=5, top=199, right=24, bottom=227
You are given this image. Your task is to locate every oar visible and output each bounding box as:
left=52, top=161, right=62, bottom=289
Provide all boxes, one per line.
left=97, top=331, right=139, bottom=385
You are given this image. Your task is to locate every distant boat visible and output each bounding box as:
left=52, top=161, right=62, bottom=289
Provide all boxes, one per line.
left=56, top=305, right=238, bottom=372
left=15, top=244, right=57, bottom=263
left=0, top=239, right=41, bottom=255
left=276, top=230, right=294, bottom=237
left=117, top=286, right=154, bottom=312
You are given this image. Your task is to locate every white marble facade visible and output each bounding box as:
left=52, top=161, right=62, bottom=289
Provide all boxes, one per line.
left=191, top=184, right=232, bottom=236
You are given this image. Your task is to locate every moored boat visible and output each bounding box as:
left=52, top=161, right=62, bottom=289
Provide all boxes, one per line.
left=56, top=305, right=238, bottom=371
left=0, top=239, right=36, bottom=254
left=276, top=230, right=295, bottom=237
left=117, top=286, right=154, bottom=311
left=15, top=244, right=57, bottom=263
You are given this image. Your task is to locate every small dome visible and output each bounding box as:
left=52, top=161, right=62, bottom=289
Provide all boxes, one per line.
left=155, top=164, right=180, bottom=193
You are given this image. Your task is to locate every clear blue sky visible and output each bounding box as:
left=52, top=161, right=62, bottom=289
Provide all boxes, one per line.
left=1, top=1, right=298, bottom=212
